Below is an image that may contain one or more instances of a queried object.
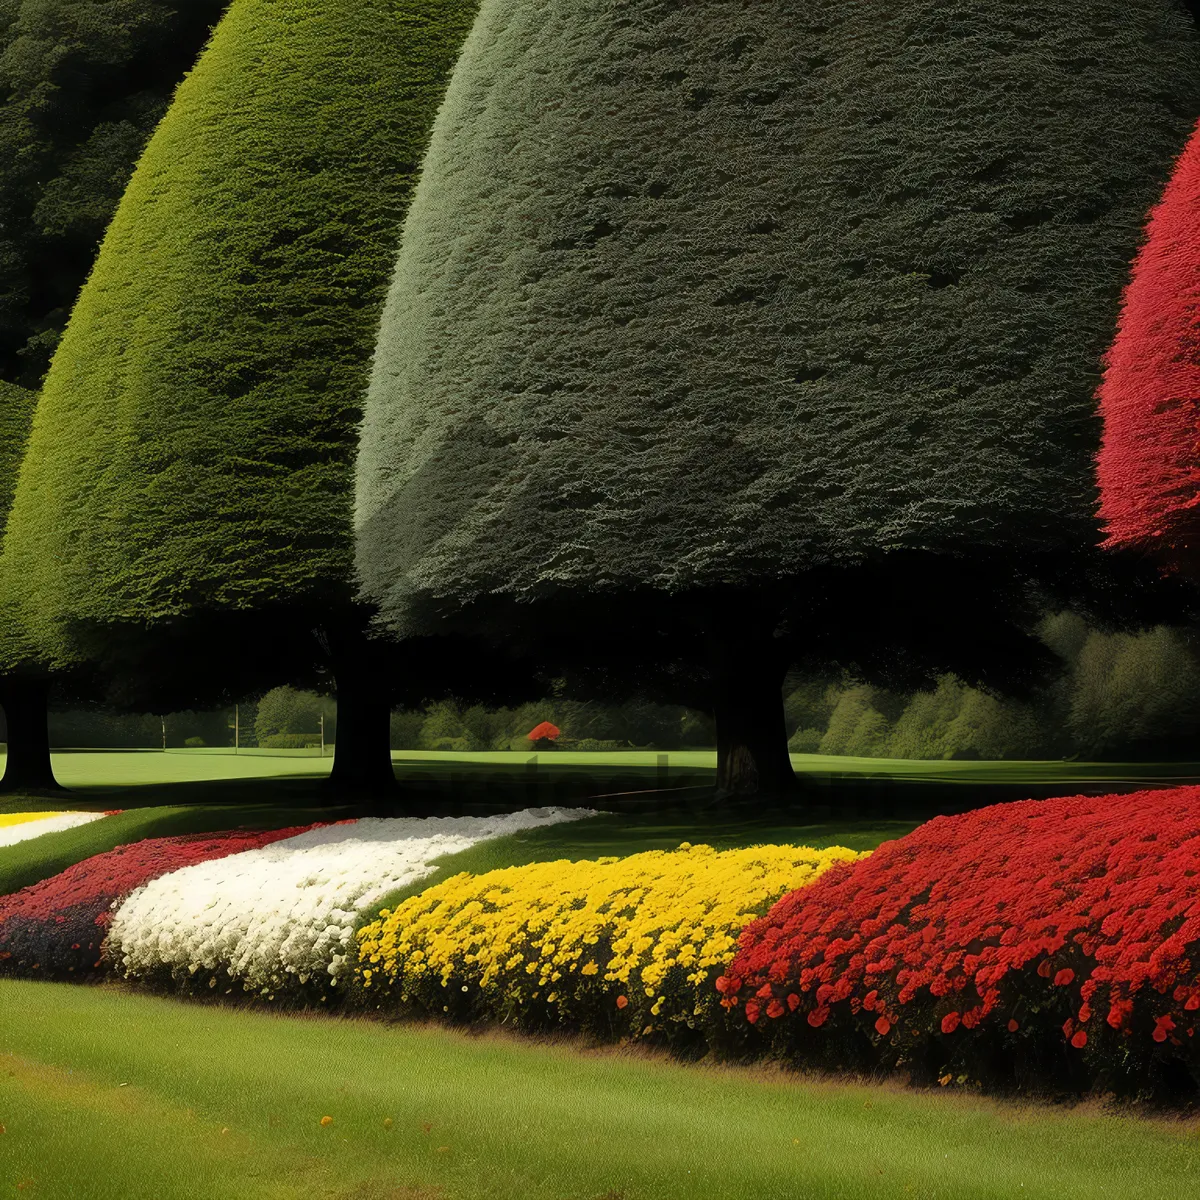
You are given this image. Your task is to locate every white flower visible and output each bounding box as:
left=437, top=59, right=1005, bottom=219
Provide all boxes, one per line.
left=107, top=807, right=598, bottom=992
left=0, top=811, right=106, bottom=847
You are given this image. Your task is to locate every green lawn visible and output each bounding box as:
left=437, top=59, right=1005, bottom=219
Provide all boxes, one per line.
left=1, top=980, right=1196, bottom=1199
left=3, top=747, right=1198, bottom=799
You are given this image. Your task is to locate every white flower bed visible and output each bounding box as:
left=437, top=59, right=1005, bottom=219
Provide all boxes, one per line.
left=0, top=811, right=106, bottom=847
left=107, top=807, right=598, bottom=993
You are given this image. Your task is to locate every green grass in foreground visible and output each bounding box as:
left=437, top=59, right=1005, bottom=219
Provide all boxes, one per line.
left=1, top=980, right=1197, bottom=1200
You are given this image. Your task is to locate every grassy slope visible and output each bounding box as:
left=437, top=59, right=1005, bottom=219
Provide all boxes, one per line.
left=2, top=980, right=1197, bottom=1200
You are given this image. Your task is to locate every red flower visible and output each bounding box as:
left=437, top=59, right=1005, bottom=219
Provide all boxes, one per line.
left=1007, top=1019, right=1019, bottom=1032
left=875, top=1016, right=891, bottom=1036
left=767, top=999, right=785, bottom=1019
left=616, top=995, right=628, bottom=1009
left=1071, top=1030, right=1088, bottom=1049
left=724, top=786, right=1200, bottom=1049
left=941, top=1012, right=960, bottom=1035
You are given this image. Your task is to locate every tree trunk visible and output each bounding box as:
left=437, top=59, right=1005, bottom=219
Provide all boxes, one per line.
left=709, top=629, right=798, bottom=801
left=0, top=676, right=62, bottom=793
left=324, top=622, right=399, bottom=799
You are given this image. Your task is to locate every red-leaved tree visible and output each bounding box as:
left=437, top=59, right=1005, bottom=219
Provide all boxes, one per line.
left=1098, top=118, right=1200, bottom=571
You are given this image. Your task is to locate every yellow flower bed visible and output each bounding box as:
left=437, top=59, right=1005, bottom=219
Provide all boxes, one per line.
left=354, top=842, right=866, bottom=1040
left=0, top=812, right=67, bottom=828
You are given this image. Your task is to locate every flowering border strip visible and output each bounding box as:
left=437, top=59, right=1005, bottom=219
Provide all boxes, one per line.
left=0, top=823, right=323, bottom=977
left=354, top=842, right=865, bottom=1044
left=108, top=808, right=598, bottom=1000
left=0, top=811, right=110, bottom=848
left=722, top=787, right=1200, bottom=1092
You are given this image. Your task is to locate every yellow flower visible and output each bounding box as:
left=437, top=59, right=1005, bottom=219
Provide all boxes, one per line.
left=353, top=842, right=867, bottom=1031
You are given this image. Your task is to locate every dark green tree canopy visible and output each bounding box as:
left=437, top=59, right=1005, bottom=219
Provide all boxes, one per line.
left=0, top=0, right=227, bottom=387
left=355, top=0, right=1200, bottom=639
left=1, top=0, right=479, bottom=671
left=0, top=379, right=33, bottom=520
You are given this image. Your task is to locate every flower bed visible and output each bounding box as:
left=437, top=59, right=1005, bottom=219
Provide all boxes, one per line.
left=353, top=842, right=864, bottom=1046
left=0, top=811, right=109, bottom=847
left=108, top=808, right=596, bottom=1000
left=0, top=824, right=320, bottom=977
left=723, top=787, right=1200, bottom=1097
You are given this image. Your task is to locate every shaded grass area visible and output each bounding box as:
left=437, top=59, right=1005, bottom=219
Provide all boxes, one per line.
left=3, top=748, right=1199, bottom=814
left=2, top=980, right=1198, bottom=1199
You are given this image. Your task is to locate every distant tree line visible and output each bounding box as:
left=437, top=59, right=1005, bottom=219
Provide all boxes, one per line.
left=20, top=614, right=1199, bottom=761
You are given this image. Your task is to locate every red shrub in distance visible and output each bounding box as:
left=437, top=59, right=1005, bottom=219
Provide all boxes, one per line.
left=0, top=824, right=323, bottom=977
left=725, top=788, right=1200, bottom=1083
left=1097, top=119, right=1200, bottom=563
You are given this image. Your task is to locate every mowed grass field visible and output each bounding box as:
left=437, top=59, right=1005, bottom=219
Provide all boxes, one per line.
left=2, top=981, right=1199, bottom=1200
left=2, top=746, right=1198, bottom=802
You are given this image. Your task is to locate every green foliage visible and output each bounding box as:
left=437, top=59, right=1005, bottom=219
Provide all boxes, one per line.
left=259, top=733, right=322, bottom=749
left=0, top=0, right=479, bottom=668
left=0, top=379, right=34, bottom=521
left=356, top=0, right=1200, bottom=638
left=819, top=686, right=892, bottom=758
left=253, top=685, right=333, bottom=746
left=884, top=676, right=1048, bottom=761
left=1063, top=625, right=1200, bottom=755
left=0, top=0, right=226, bottom=387
left=388, top=694, right=714, bottom=752
left=48, top=706, right=231, bottom=748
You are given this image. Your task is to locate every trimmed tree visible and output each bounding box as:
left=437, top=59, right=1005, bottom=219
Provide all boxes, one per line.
left=0, top=0, right=482, bottom=795
left=0, top=378, right=56, bottom=790
left=1097, top=117, right=1200, bottom=577
left=356, top=0, right=1200, bottom=798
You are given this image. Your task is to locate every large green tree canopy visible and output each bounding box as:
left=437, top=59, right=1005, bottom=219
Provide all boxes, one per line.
left=1, top=0, right=480, bottom=673
left=0, top=0, right=228, bottom=388
left=355, top=0, right=1200, bottom=643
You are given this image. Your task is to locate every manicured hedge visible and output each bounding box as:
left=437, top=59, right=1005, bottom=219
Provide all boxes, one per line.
left=0, top=0, right=480, bottom=666
left=356, top=0, right=1200, bottom=636
left=724, top=787, right=1200, bottom=1097
left=1098, top=117, right=1200, bottom=565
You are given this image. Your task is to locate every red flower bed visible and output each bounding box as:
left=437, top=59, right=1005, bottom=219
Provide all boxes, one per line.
left=722, top=788, right=1200, bottom=1095
left=0, top=823, right=324, bottom=977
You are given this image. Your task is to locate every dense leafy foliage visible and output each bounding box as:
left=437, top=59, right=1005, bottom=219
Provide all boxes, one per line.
left=0, top=379, right=33, bottom=519
left=1097, top=118, right=1200, bottom=567
left=0, top=0, right=479, bottom=670
left=0, top=0, right=227, bottom=388
left=356, top=0, right=1200, bottom=642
